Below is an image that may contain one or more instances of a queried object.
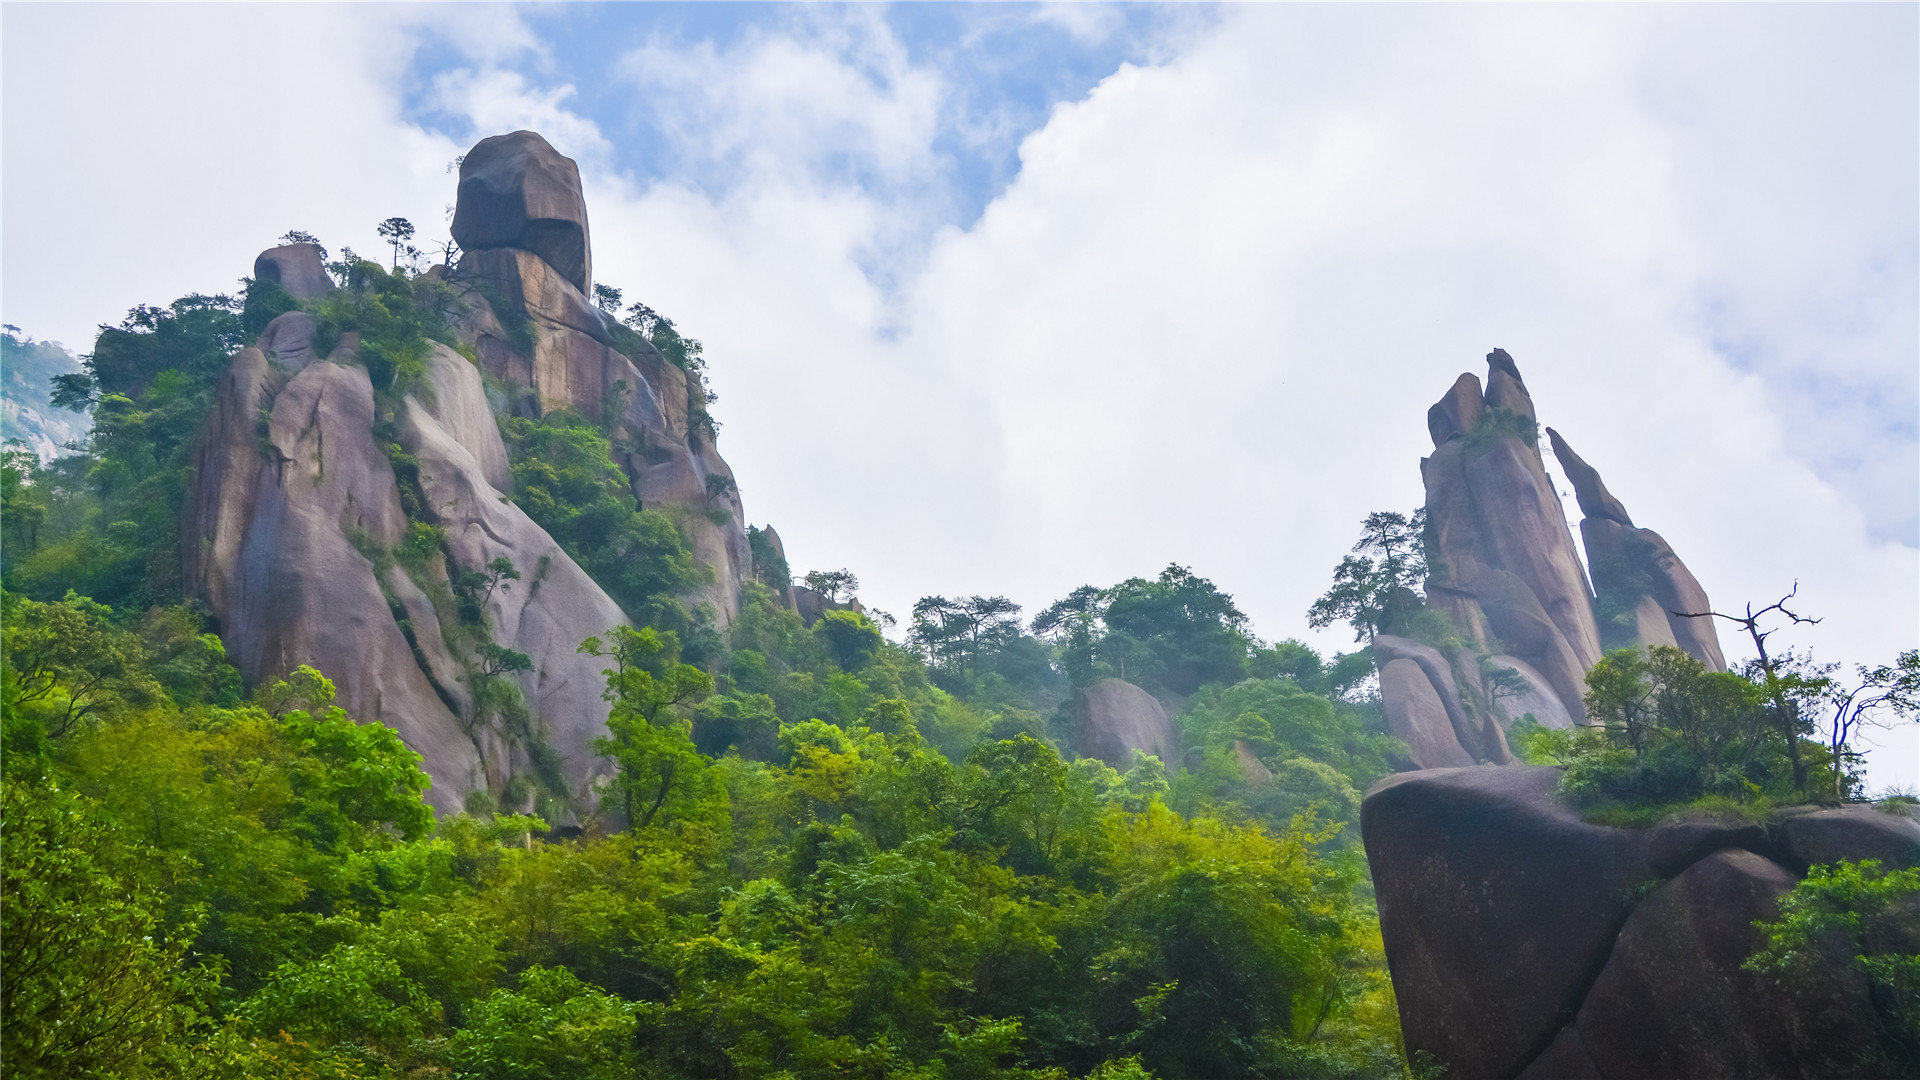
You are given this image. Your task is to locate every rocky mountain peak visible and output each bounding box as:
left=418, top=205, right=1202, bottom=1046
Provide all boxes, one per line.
left=451, top=130, right=592, bottom=293
left=1381, top=349, right=1725, bottom=770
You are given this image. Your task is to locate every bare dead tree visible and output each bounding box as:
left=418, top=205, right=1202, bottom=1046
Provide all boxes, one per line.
left=1673, top=583, right=1821, bottom=793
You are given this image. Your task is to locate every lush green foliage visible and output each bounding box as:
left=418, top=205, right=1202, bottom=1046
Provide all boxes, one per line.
left=1305, top=513, right=1427, bottom=645
left=2, top=581, right=1412, bottom=1080
left=1745, top=858, right=1920, bottom=1072
left=1033, top=566, right=1261, bottom=698
left=1, top=257, right=1422, bottom=1079
left=1511, top=645, right=1837, bottom=821
left=498, top=410, right=709, bottom=644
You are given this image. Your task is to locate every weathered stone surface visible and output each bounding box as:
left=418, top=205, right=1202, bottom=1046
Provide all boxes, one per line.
left=257, top=311, right=321, bottom=372
left=1467, top=564, right=1592, bottom=723
left=454, top=245, right=750, bottom=627
left=1379, top=660, right=1476, bottom=769
left=413, top=345, right=510, bottom=491
left=1771, top=805, right=1920, bottom=873
left=399, top=351, right=630, bottom=803
left=1369, top=770, right=1920, bottom=1080
left=1574, top=850, right=1880, bottom=1080
left=1427, top=372, right=1484, bottom=446
left=1647, top=814, right=1771, bottom=878
left=1513, top=1025, right=1604, bottom=1080
left=1486, top=653, right=1575, bottom=730
left=1362, top=766, right=1653, bottom=1080
left=1463, top=436, right=1602, bottom=669
left=1419, top=430, right=1593, bottom=724
left=383, top=563, right=472, bottom=721
left=187, top=356, right=482, bottom=812
left=1483, top=357, right=1535, bottom=420
left=1373, top=634, right=1501, bottom=759
left=1546, top=427, right=1632, bottom=526
left=1583, top=516, right=1726, bottom=670
left=1552, top=427, right=1726, bottom=670
left=253, top=242, right=332, bottom=300
left=458, top=246, right=613, bottom=347
left=1073, top=678, right=1178, bottom=769
left=1232, top=740, right=1274, bottom=785
left=452, top=130, right=592, bottom=292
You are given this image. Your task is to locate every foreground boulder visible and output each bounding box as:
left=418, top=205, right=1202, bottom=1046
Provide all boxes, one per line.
left=1365, top=766, right=1920, bottom=1080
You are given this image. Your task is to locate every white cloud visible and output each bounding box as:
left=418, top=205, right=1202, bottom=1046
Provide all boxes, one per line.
left=6, top=5, right=1913, bottom=787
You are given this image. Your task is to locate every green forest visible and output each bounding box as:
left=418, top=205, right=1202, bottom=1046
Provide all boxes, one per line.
left=0, top=262, right=1412, bottom=1080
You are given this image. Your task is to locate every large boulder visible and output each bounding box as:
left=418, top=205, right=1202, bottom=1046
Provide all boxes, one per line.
left=399, top=345, right=629, bottom=802
left=253, top=242, right=333, bottom=301
left=1770, top=805, right=1920, bottom=872
left=1362, top=766, right=1654, bottom=1080
left=1367, top=768, right=1920, bottom=1080
left=1073, top=679, right=1177, bottom=769
left=185, top=352, right=482, bottom=812
left=452, top=130, right=592, bottom=292
left=1378, top=660, right=1475, bottom=769
left=257, top=311, right=322, bottom=373
left=1567, top=849, right=1882, bottom=1080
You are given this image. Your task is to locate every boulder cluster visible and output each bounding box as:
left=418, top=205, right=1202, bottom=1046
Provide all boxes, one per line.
left=1364, top=766, right=1920, bottom=1079
left=186, top=131, right=757, bottom=814
left=1382, top=349, right=1724, bottom=769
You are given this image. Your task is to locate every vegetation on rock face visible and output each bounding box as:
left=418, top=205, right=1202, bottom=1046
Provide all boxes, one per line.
left=1511, top=638, right=1919, bottom=822
left=1745, top=858, right=1920, bottom=1073
left=0, top=231, right=1427, bottom=1077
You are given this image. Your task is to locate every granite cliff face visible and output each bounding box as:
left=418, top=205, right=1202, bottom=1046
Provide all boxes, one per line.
left=1363, top=766, right=1920, bottom=1080
left=187, top=130, right=766, bottom=813
left=1380, top=350, right=1723, bottom=767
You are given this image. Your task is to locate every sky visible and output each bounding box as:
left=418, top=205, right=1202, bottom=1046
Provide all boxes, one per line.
left=5, top=3, right=1916, bottom=788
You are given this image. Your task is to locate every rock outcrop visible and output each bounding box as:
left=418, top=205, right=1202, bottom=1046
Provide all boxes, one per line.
left=452, top=130, right=592, bottom=293
left=253, top=243, right=333, bottom=301
left=1378, top=350, right=1729, bottom=767
left=1548, top=427, right=1725, bottom=669
left=1072, top=679, right=1178, bottom=769
left=1364, top=766, right=1920, bottom=1080
left=187, top=130, right=768, bottom=812
left=1420, top=352, right=1600, bottom=719
left=447, top=136, right=751, bottom=625
left=185, top=346, right=483, bottom=812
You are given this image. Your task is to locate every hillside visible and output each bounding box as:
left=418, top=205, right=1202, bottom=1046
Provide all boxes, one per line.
left=2, top=129, right=1913, bottom=1080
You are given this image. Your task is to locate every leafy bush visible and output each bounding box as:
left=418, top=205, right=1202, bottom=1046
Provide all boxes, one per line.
left=1745, top=859, right=1920, bottom=1072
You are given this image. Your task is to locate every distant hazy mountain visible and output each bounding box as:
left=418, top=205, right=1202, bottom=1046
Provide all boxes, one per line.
left=2, top=327, right=88, bottom=460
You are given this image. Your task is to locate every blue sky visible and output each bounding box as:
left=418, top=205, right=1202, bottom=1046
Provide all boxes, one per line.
left=4, top=3, right=1917, bottom=785
left=398, top=4, right=1205, bottom=274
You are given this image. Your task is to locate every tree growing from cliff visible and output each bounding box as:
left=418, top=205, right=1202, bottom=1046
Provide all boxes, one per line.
left=376, top=217, right=416, bottom=272
left=1307, top=509, right=1427, bottom=642
left=592, top=284, right=623, bottom=313
left=803, top=569, right=858, bottom=602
